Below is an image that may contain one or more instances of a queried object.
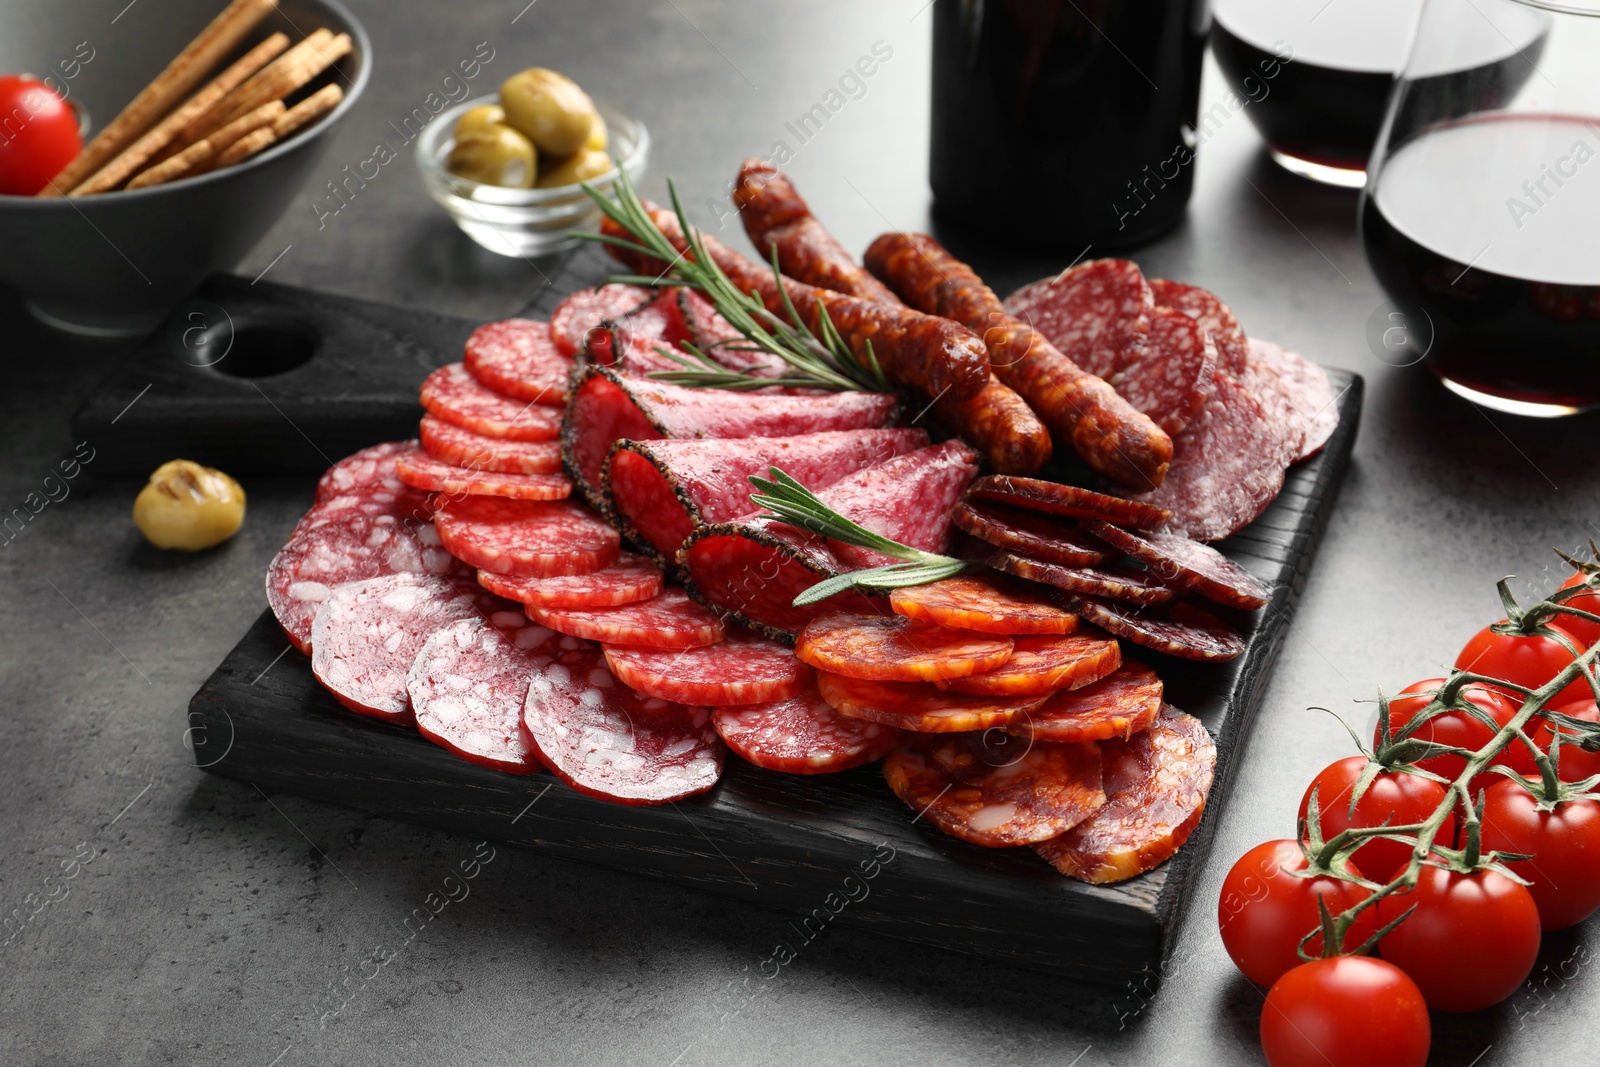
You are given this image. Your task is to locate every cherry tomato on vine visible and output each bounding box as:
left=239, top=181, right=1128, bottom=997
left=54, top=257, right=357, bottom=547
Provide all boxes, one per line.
left=1480, top=780, right=1600, bottom=930
left=1376, top=677, right=1516, bottom=782
left=1554, top=573, right=1600, bottom=650
left=1456, top=619, right=1592, bottom=707
left=1297, top=757, right=1454, bottom=883
left=1375, top=862, right=1541, bottom=1012
left=1260, top=956, right=1430, bottom=1067
left=1218, top=839, right=1377, bottom=988
left=0, top=75, right=80, bottom=196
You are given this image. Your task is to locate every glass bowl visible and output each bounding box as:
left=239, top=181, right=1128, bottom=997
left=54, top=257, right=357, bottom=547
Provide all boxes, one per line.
left=415, top=95, right=648, bottom=257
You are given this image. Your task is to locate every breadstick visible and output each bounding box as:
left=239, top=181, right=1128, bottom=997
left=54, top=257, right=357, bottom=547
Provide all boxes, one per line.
left=69, top=32, right=289, bottom=195
left=212, top=126, right=277, bottom=168
left=176, top=29, right=348, bottom=153
left=124, top=100, right=283, bottom=190
left=158, top=27, right=332, bottom=160
left=271, top=83, right=342, bottom=140
left=124, top=138, right=218, bottom=190
left=38, top=0, right=278, bottom=196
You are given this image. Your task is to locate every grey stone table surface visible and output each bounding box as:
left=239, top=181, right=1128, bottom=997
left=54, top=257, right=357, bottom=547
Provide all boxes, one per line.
left=3, top=1, right=1598, bottom=1064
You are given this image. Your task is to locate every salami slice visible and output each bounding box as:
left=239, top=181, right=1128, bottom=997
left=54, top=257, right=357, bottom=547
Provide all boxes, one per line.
left=1066, top=595, right=1246, bottom=662
left=463, top=318, right=573, bottom=405
left=434, top=495, right=620, bottom=577
left=1006, top=661, right=1164, bottom=743
left=966, top=476, right=1170, bottom=530
left=888, top=574, right=1079, bottom=635
left=713, top=683, right=901, bottom=774
left=561, top=365, right=899, bottom=508
left=936, top=632, right=1122, bottom=696
left=796, top=612, right=1013, bottom=682
left=529, top=588, right=726, bottom=650
left=988, top=550, right=1176, bottom=607
left=394, top=445, right=573, bottom=501
left=1036, top=706, right=1216, bottom=883
left=307, top=441, right=434, bottom=526
left=315, top=441, right=414, bottom=503
left=421, top=363, right=563, bottom=442
left=477, top=553, right=663, bottom=608
left=818, top=671, right=1050, bottom=732
left=884, top=732, right=1105, bottom=847
left=1149, top=278, right=1250, bottom=375
left=606, top=427, right=929, bottom=565
left=603, top=630, right=806, bottom=705
left=1108, top=306, right=1219, bottom=437
left=309, top=573, right=481, bottom=722
left=677, top=287, right=744, bottom=349
left=410, top=615, right=554, bottom=773
left=1249, top=338, right=1340, bottom=461
left=1128, top=371, right=1290, bottom=542
left=419, top=416, right=563, bottom=475
left=548, top=283, right=658, bottom=357
left=950, top=500, right=1111, bottom=567
left=1002, top=259, right=1154, bottom=379
left=1080, top=520, right=1270, bottom=610
left=266, top=514, right=465, bottom=653
left=522, top=642, right=723, bottom=805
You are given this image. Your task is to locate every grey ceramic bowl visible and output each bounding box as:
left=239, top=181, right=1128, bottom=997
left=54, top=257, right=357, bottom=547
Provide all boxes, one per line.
left=0, top=0, right=369, bottom=336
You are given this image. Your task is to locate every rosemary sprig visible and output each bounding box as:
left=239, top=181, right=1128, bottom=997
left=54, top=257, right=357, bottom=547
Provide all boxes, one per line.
left=748, top=468, right=968, bottom=605
left=577, top=172, right=889, bottom=393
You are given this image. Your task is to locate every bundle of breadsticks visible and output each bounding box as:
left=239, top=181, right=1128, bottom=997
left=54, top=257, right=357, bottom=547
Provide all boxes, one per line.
left=41, top=0, right=350, bottom=196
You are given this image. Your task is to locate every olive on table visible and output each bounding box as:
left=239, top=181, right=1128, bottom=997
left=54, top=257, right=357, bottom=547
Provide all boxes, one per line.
left=454, top=103, right=506, bottom=139
left=536, top=148, right=614, bottom=189
left=447, top=124, right=536, bottom=188
left=132, top=460, right=246, bottom=551
left=499, top=67, right=595, bottom=157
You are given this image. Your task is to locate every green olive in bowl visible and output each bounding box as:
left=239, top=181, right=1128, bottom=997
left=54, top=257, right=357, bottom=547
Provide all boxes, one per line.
left=447, top=124, right=536, bottom=188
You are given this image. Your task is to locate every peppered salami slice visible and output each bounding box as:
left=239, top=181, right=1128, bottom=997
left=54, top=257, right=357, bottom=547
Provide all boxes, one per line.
left=394, top=445, right=573, bottom=501
left=988, top=550, right=1175, bottom=607
left=548, top=284, right=658, bottom=357
left=310, top=573, right=483, bottom=722
left=1109, top=306, right=1219, bottom=437
left=521, top=643, right=723, bottom=805
left=1149, top=278, right=1250, bottom=375
left=714, top=683, right=901, bottom=774
left=463, top=318, right=574, bottom=406
left=604, top=630, right=806, bottom=705
left=530, top=588, right=726, bottom=650
left=1080, top=520, right=1270, bottom=610
left=434, top=495, right=620, bottom=577
left=1036, top=706, right=1215, bottom=883
left=966, top=476, right=1170, bottom=530
left=951, top=501, right=1111, bottom=567
left=888, top=574, right=1079, bottom=635
left=936, top=632, right=1122, bottom=696
left=1007, top=661, right=1164, bottom=743
left=1003, top=259, right=1155, bottom=379
left=1248, top=338, right=1340, bottom=461
left=419, top=416, right=563, bottom=475
left=477, top=553, right=663, bottom=609
left=1067, top=595, right=1246, bottom=662
left=421, top=363, right=563, bottom=442
left=818, top=672, right=1050, bottom=732
left=884, top=732, right=1105, bottom=847
left=409, top=614, right=555, bottom=773
left=266, top=514, right=466, bottom=653
left=796, top=612, right=1013, bottom=683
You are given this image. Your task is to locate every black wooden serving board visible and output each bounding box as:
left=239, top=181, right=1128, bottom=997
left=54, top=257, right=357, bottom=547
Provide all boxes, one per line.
left=186, top=366, right=1362, bottom=989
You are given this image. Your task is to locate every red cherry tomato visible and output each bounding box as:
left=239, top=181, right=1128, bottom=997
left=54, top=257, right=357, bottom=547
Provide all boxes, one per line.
left=1480, top=780, right=1600, bottom=930
left=1297, top=756, right=1455, bottom=883
left=1534, top=699, right=1600, bottom=783
left=1218, top=839, right=1377, bottom=988
left=1555, top=573, right=1600, bottom=650
left=1376, top=677, right=1516, bottom=782
left=1376, top=862, right=1541, bottom=1012
left=0, top=75, right=81, bottom=196
left=1456, top=619, right=1591, bottom=707
left=1261, top=957, right=1430, bottom=1067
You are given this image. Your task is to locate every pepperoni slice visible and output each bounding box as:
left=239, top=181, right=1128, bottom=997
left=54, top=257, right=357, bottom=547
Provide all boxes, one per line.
left=419, top=416, right=562, bottom=475
left=965, top=476, right=1170, bottom=530
left=888, top=574, right=1079, bottom=635
left=604, top=631, right=806, bottom=705
left=521, top=642, right=723, bottom=805
left=713, top=683, right=901, bottom=774
left=309, top=573, right=483, bottom=722
left=936, top=633, right=1122, bottom=697
left=1003, top=259, right=1154, bottom=380
left=950, top=500, right=1110, bottom=567
left=1067, top=595, right=1246, bottom=662
left=1108, top=305, right=1219, bottom=437
left=1149, top=278, right=1250, bottom=375
left=529, top=588, right=726, bottom=650
left=420, top=363, right=563, bottom=442
left=549, top=284, right=658, bottom=357
left=1035, top=706, right=1215, bottom=883
left=1006, top=661, right=1164, bottom=742
left=795, top=612, right=1014, bottom=683
left=394, top=444, right=573, bottom=501
left=884, top=732, right=1105, bottom=847
left=1080, top=520, right=1270, bottom=610
left=817, top=671, right=1049, bottom=732
left=476, top=553, right=663, bottom=609
left=988, top=550, right=1175, bottom=607
left=463, top=318, right=574, bottom=405
left=409, top=614, right=554, bottom=773
left=434, top=495, right=620, bottom=577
